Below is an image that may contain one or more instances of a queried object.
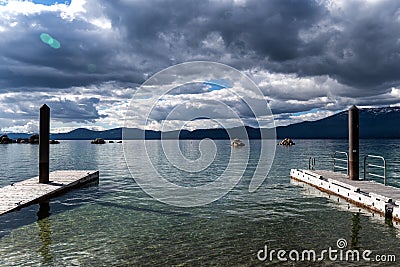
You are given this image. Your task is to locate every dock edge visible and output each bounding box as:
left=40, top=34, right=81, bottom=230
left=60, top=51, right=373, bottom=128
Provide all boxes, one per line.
left=290, top=169, right=400, bottom=222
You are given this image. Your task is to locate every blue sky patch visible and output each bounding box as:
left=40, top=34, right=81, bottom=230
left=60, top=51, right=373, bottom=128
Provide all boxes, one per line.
left=0, top=0, right=72, bottom=6
left=203, top=79, right=232, bottom=91
left=32, top=0, right=71, bottom=6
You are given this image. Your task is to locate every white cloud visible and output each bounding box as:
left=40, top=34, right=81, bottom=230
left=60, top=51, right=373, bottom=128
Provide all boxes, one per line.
left=389, top=87, right=400, bottom=98
left=272, top=110, right=336, bottom=127
left=201, top=32, right=225, bottom=50
left=246, top=69, right=356, bottom=101
left=2, top=120, right=38, bottom=133
left=89, top=17, right=112, bottom=29
left=50, top=124, right=105, bottom=133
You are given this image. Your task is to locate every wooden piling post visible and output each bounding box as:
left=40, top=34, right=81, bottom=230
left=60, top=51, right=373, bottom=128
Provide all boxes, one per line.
left=348, top=105, right=359, bottom=180
left=39, top=104, right=50, bottom=184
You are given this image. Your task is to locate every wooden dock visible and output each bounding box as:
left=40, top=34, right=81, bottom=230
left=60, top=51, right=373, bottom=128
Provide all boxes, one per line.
left=291, top=169, right=400, bottom=221
left=0, top=170, right=99, bottom=216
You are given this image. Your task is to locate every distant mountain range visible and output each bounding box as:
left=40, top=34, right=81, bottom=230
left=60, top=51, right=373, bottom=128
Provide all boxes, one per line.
left=277, top=106, right=400, bottom=139
left=5, top=107, right=400, bottom=140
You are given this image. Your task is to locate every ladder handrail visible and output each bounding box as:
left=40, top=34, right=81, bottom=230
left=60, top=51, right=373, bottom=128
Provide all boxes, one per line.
left=333, top=151, right=348, bottom=174
left=363, top=155, right=386, bottom=185
left=308, top=157, right=316, bottom=170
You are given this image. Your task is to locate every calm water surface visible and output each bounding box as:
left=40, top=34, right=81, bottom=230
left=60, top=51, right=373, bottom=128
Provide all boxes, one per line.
left=0, top=140, right=399, bottom=266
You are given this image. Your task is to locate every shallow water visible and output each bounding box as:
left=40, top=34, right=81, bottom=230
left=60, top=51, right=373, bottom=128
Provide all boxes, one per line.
left=0, top=140, right=399, bottom=266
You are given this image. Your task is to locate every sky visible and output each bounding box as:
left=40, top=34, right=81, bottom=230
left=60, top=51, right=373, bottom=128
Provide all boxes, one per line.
left=1, top=0, right=400, bottom=133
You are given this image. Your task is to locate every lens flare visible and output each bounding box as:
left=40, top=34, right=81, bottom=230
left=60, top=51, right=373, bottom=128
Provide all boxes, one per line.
left=40, top=33, right=61, bottom=49
left=40, top=33, right=51, bottom=43
left=87, top=64, right=97, bottom=72
left=50, top=39, right=61, bottom=49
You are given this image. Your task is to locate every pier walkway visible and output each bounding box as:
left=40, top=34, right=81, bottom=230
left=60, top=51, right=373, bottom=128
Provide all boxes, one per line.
left=0, top=170, right=99, bottom=216
left=291, top=169, right=400, bottom=221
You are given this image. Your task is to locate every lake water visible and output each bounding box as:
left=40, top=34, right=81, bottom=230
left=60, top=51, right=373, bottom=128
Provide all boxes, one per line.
left=0, top=140, right=399, bottom=266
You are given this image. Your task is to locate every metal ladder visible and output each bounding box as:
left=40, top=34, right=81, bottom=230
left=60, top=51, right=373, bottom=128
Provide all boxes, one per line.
left=308, top=157, right=316, bottom=170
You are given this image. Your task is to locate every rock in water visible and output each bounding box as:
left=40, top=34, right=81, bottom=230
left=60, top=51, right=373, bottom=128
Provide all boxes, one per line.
left=91, top=138, right=106, bottom=144
left=278, top=138, right=295, bottom=146
left=29, top=134, right=39, bottom=144
left=0, top=134, right=13, bottom=144
left=231, top=138, right=245, bottom=147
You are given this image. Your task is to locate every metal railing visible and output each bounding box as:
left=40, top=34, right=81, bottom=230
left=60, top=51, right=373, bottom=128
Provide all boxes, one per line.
left=308, top=157, right=316, bottom=170
left=333, top=151, right=348, bottom=174
left=364, top=155, right=386, bottom=185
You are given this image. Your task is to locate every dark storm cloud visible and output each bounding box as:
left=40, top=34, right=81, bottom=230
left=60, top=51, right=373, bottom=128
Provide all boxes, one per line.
left=1, top=94, right=106, bottom=123
left=3, top=0, right=400, bottom=94
left=100, top=0, right=325, bottom=61
left=0, top=10, right=146, bottom=91
left=47, top=97, right=108, bottom=122
left=282, top=0, right=400, bottom=93
left=97, top=0, right=400, bottom=95
left=2, top=0, right=400, bottom=130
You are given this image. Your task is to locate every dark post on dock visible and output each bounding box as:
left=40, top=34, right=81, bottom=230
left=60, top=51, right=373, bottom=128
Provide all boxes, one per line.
left=348, top=105, right=359, bottom=180
left=39, top=104, right=50, bottom=184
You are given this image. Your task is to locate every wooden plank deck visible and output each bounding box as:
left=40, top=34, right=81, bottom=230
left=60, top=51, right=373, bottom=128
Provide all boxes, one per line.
left=0, top=170, right=99, bottom=216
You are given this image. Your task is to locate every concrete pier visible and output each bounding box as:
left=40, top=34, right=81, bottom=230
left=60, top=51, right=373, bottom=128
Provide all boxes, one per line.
left=291, top=169, right=400, bottom=221
left=0, top=170, right=99, bottom=216
left=291, top=105, right=400, bottom=222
